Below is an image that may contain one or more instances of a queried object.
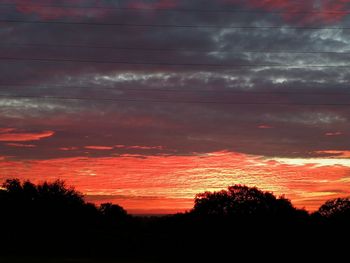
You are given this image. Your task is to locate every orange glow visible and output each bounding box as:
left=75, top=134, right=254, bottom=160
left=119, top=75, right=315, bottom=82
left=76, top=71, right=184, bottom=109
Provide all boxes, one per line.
left=1, top=151, right=349, bottom=213
left=0, top=129, right=54, bottom=142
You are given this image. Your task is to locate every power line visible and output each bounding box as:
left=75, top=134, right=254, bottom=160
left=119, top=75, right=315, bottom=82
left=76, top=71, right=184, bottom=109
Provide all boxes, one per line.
left=0, top=56, right=348, bottom=68
left=2, top=43, right=350, bottom=55
left=0, top=19, right=349, bottom=30
left=1, top=2, right=349, bottom=15
left=0, top=94, right=349, bottom=106
left=1, top=83, right=350, bottom=96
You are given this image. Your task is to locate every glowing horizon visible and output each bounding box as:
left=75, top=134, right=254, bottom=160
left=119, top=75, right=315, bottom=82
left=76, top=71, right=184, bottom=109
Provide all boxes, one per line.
left=1, top=150, right=349, bottom=214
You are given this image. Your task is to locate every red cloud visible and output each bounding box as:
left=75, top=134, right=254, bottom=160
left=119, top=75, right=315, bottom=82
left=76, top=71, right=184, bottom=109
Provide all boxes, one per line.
left=0, top=129, right=54, bottom=142
left=0, top=128, right=16, bottom=133
left=258, top=124, right=273, bottom=129
left=6, top=143, right=37, bottom=148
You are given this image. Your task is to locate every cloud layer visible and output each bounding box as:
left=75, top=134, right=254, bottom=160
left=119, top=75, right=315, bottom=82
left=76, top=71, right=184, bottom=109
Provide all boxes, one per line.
left=0, top=0, right=350, bottom=212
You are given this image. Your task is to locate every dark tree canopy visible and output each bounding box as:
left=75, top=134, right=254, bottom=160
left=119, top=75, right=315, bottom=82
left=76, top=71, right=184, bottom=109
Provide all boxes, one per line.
left=99, top=202, right=128, bottom=221
left=192, top=185, right=303, bottom=219
left=0, top=179, right=128, bottom=227
left=317, top=197, right=350, bottom=219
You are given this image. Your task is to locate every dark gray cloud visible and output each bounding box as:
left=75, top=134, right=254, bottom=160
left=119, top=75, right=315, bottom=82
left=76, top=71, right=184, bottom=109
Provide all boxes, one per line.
left=1, top=0, right=350, bottom=159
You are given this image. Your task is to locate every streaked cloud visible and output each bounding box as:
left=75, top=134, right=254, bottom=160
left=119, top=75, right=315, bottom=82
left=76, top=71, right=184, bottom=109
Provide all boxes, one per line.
left=85, top=146, right=114, bottom=150
left=325, top=131, right=343, bottom=136
left=0, top=128, right=54, bottom=142
left=6, top=143, right=37, bottom=148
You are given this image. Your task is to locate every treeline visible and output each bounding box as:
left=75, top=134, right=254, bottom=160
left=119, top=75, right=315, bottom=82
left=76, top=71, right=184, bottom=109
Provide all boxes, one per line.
left=0, top=179, right=349, bottom=261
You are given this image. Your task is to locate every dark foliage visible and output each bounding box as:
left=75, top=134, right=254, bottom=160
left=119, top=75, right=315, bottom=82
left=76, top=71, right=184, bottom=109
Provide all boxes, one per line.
left=0, top=179, right=349, bottom=261
left=192, top=185, right=307, bottom=221
left=315, top=197, right=350, bottom=222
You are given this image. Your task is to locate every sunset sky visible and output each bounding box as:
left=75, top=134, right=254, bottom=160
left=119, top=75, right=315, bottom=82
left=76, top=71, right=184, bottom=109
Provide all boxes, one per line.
left=1, top=0, right=350, bottom=214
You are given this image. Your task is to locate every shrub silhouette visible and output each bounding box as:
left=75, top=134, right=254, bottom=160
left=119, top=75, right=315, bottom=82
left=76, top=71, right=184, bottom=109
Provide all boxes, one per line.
left=192, top=184, right=303, bottom=220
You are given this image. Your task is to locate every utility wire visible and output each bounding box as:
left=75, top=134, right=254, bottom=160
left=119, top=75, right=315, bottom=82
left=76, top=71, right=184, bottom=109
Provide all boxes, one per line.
left=0, top=19, right=349, bottom=30
left=1, top=83, right=350, bottom=96
left=1, top=2, right=349, bottom=15
left=0, top=56, right=348, bottom=68
left=0, top=94, right=349, bottom=106
left=2, top=43, right=350, bottom=55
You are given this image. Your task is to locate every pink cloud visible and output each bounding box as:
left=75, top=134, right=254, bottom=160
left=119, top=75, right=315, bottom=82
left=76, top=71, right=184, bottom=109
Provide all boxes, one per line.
left=59, top=147, right=79, bottom=151
left=258, top=124, right=273, bottom=129
left=6, top=143, right=37, bottom=148
left=115, top=145, right=164, bottom=150
left=0, top=129, right=54, bottom=142
left=325, top=132, right=343, bottom=136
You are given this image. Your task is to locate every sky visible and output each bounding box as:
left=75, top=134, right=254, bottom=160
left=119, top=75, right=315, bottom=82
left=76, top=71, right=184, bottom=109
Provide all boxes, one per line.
left=1, top=0, right=350, bottom=214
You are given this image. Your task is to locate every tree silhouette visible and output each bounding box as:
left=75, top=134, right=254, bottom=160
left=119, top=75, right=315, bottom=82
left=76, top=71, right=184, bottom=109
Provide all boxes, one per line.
left=192, top=184, right=303, bottom=220
left=99, top=202, right=128, bottom=222
left=317, top=197, right=350, bottom=220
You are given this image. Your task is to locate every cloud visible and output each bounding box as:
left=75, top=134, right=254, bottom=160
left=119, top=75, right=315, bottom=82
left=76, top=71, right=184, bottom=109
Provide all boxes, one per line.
left=0, top=128, right=16, bottom=133
left=0, top=129, right=54, bottom=142
left=59, top=147, right=79, bottom=151
left=13, top=0, right=109, bottom=20
left=85, top=146, right=114, bottom=150
left=222, top=0, right=350, bottom=24
left=325, top=132, right=343, bottom=136
left=127, top=0, right=178, bottom=9
left=6, top=143, right=37, bottom=148
left=258, top=124, right=273, bottom=129
left=115, top=145, right=164, bottom=150
left=315, top=150, right=350, bottom=158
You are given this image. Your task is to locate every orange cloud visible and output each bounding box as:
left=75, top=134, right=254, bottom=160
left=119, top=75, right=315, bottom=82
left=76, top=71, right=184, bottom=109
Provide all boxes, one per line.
left=1, top=151, right=350, bottom=213
left=0, top=129, right=54, bottom=142
left=85, top=146, right=114, bottom=150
